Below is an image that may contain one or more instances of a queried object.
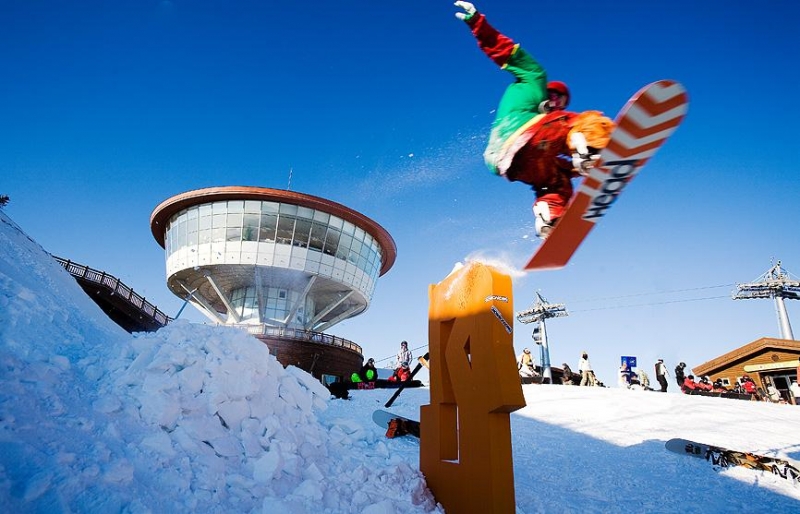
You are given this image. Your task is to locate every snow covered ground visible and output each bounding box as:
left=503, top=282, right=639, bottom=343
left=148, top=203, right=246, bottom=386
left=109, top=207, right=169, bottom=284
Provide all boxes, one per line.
left=3, top=208, right=800, bottom=513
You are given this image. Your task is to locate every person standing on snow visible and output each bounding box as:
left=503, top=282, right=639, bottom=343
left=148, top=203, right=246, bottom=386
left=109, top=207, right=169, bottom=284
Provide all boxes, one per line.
left=454, top=1, right=615, bottom=238
left=396, top=341, right=412, bottom=369
left=789, top=381, right=800, bottom=405
left=618, top=363, right=631, bottom=388
left=655, top=359, right=669, bottom=392
left=578, top=351, right=593, bottom=386
left=637, top=369, right=652, bottom=390
left=674, top=362, right=687, bottom=388
left=561, top=363, right=575, bottom=385
left=394, top=341, right=414, bottom=374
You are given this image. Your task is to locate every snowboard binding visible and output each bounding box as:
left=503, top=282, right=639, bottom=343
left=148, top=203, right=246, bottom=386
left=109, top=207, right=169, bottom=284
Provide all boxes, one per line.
left=385, top=418, right=420, bottom=438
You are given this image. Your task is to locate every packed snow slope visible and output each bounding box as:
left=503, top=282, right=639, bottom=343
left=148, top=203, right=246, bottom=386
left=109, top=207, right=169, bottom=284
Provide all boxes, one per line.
left=0, top=211, right=439, bottom=513
left=2, top=209, right=800, bottom=513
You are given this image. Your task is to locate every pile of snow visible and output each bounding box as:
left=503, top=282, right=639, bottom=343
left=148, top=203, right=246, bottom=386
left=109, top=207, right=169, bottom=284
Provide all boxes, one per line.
left=0, top=211, right=440, bottom=513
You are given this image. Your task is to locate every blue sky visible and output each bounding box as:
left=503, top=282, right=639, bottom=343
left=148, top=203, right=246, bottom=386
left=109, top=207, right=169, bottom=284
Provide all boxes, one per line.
left=3, top=0, right=800, bottom=383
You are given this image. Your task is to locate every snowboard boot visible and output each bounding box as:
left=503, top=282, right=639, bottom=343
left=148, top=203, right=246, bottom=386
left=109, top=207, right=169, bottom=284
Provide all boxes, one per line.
left=386, top=418, right=408, bottom=438
left=533, top=201, right=559, bottom=240
left=572, top=153, right=600, bottom=176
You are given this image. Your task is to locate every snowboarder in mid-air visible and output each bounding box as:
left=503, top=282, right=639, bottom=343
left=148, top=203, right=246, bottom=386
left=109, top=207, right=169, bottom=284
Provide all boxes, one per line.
left=454, top=1, right=615, bottom=239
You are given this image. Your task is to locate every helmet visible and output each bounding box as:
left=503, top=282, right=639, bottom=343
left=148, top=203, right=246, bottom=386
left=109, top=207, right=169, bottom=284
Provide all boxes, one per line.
left=401, top=361, right=409, bottom=367
left=523, top=348, right=531, bottom=354
left=547, top=81, right=570, bottom=106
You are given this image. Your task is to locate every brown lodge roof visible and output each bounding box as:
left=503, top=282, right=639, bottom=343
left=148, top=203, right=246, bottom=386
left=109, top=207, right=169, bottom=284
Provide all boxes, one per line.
left=693, top=337, right=800, bottom=376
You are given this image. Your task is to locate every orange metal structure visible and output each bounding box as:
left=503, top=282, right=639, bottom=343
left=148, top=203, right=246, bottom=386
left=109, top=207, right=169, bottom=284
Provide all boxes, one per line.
left=420, top=262, right=525, bottom=513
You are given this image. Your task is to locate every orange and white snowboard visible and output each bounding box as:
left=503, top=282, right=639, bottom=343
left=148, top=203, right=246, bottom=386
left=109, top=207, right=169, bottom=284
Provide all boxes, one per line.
left=525, top=80, right=689, bottom=271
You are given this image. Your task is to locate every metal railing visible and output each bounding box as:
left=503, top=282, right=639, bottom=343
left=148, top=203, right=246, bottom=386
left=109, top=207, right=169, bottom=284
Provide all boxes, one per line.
left=53, top=256, right=171, bottom=327
left=231, top=323, right=362, bottom=354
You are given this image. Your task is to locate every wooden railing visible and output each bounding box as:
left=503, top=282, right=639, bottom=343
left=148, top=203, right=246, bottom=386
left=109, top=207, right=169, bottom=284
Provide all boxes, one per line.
left=53, top=256, right=172, bottom=327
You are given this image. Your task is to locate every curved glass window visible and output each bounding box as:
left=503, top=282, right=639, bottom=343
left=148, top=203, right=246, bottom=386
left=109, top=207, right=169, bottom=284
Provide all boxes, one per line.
left=276, top=216, right=295, bottom=245
left=231, top=286, right=259, bottom=322
left=293, top=219, right=311, bottom=248
left=309, top=221, right=327, bottom=251
left=166, top=199, right=386, bottom=283
left=243, top=213, right=259, bottom=242
left=259, top=214, right=277, bottom=242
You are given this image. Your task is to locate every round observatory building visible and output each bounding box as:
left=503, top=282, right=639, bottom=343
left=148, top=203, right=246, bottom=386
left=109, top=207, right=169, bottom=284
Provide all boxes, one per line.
left=150, top=186, right=396, bottom=384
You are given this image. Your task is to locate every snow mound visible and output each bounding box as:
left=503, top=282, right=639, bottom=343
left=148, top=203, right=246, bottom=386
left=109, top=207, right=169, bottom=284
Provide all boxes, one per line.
left=0, top=211, right=440, bottom=513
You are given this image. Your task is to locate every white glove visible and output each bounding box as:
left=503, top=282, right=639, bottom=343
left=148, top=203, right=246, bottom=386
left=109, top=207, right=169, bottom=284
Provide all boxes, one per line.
left=454, top=1, right=477, bottom=21
left=572, top=153, right=600, bottom=175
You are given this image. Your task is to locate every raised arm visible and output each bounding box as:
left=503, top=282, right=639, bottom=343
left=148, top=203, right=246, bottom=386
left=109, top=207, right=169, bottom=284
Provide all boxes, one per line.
left=455, top=1, right=517, bottom=67
left=455, top=2, right=547, bottom=92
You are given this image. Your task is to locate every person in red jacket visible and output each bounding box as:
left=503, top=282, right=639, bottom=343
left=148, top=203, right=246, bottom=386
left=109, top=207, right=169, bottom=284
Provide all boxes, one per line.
left=389, top=362, right=412, bottom=382
left=696, top=376, right=713, bottom=392
left=741, top=375, right=758, bottom=395
left=682, top=375, right=698, bottom=393
left=455, top=2, right=614, bottom=238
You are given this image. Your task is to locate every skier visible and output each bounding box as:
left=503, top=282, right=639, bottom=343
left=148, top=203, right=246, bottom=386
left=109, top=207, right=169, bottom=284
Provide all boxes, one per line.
left=517, top=348, right=538, bottom=378
left=682, top=375, right=698, bottom=394
left=674, top=362, right=687, bottom=388
left=396, top=341, right=412, bottom=369
left=637, top=369, right=652, bottom=390
left=741, top=375, right=758, bottom=396
left=455, top=1, right=615, bottom=238
left=561, top=363, right=574, bottom=385
left=578, top=351, right=593, bottom=386
left=766, top=383, right=782, bottom=403
left=618, top=363, right=631, bottom=388
left=654, top=359, right=669, bottom=392
left=389, top=362, right=412, bottom=383
left=696, top=376, right=713, bottom=392
left=359, top=358, right=378, bottom=383
left=790, top=381, right=800, bottom=405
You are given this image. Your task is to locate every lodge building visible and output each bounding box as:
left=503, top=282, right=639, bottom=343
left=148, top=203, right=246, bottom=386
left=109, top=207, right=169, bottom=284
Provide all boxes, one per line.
left=693, top=337, right=800, bottom=401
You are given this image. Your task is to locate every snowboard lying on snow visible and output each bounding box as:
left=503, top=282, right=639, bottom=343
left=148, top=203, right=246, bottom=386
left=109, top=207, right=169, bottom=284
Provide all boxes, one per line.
left=372, top=410, right=420, bottom=439
left=665, top=438, right=800, bottom=484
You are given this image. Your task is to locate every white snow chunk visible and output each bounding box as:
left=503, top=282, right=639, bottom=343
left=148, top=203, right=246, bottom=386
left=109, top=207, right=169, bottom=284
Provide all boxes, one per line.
left=253, top=448, right=283, bottom=483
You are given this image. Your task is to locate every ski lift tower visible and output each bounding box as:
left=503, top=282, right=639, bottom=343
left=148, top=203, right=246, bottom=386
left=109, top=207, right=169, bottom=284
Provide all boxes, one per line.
left=733, top=261, right=800, bottom=340
left=516, top=292, right=568, bottom=382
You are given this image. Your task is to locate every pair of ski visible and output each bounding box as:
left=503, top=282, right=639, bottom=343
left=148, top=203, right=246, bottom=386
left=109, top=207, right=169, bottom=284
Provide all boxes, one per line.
left=665, top=438, right=800, bottom=485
